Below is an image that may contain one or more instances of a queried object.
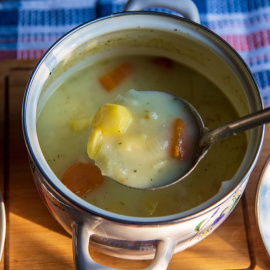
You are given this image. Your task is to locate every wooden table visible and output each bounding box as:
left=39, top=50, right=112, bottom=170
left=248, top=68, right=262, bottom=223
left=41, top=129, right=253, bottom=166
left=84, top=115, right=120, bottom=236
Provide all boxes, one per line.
left=0, top=60, right=270, bottom=269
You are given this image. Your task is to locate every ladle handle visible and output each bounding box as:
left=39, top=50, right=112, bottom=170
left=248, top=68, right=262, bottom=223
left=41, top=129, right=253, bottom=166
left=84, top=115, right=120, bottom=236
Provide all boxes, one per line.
left=200, top=107, right=270, bottom=148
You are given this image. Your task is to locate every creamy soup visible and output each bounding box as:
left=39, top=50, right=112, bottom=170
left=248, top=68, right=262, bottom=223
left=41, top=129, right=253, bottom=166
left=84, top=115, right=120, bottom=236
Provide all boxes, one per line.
left=37, top=55, right=247, bottom=217
left=87, top=89, right=200, bottom=189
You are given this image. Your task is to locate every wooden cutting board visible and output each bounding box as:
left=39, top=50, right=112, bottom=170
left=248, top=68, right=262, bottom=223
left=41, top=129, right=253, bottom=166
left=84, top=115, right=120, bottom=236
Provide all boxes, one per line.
left=0, top=60, right=269, bottom=269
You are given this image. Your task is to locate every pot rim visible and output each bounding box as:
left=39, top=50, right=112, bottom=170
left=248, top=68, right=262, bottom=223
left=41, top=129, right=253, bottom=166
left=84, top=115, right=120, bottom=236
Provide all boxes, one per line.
left=22, top=11, right=264, bottom=225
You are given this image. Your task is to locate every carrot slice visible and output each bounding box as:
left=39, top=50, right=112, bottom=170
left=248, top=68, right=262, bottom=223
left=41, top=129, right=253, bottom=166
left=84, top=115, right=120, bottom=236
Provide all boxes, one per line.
left=62, top=162, right=103, bottom=196
left=99, top=62, right=133, bottom=92
left=171, top=118, right=186, bottom=159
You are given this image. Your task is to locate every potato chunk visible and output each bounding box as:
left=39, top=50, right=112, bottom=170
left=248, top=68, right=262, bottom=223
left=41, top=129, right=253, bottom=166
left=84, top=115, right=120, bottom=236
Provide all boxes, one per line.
left=69, top=117, right=92, bottom=132
left=92, top=104, right=132, bottom=134
left=87, top=104, right=132, bottom=157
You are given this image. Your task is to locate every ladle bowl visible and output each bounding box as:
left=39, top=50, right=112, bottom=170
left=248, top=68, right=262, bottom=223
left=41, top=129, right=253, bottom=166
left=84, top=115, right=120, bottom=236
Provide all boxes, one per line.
left=167, top=94, right=270, bottom=189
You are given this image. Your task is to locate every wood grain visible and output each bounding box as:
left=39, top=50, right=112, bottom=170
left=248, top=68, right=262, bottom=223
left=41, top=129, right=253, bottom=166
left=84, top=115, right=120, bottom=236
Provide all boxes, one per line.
left=0, top=61, right=269, bottom=269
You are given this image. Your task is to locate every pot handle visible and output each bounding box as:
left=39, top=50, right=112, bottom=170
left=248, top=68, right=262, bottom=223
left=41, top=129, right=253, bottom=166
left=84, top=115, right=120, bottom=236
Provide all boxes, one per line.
left=124, top=0, right=200, bottom=23
left=73, top=221, right=176, bottom=270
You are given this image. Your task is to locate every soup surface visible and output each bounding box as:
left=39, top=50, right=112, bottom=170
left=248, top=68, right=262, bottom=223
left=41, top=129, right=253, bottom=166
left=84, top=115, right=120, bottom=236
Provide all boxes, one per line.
left=37, top=55, right=247, bottom=217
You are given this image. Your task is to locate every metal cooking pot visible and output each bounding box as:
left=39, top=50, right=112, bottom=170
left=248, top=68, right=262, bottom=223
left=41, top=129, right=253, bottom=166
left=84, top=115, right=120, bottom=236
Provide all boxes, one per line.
left=22, top=1, right=264, bottom=269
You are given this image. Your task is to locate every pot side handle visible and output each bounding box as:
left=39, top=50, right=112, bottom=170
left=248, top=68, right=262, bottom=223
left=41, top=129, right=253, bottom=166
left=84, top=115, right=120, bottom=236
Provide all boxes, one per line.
left=124, top=0, right=201, bottom=23
left=73, top=221, right=176, bottom=270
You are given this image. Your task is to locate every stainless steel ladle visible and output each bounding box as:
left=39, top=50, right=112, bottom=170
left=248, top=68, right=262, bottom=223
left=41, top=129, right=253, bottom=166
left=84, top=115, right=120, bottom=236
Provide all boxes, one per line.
left=145, top=92, right=270, bottom=189
left=171, top=95, right=270, bottom=187
left=107, top=91, right=270, bottom=190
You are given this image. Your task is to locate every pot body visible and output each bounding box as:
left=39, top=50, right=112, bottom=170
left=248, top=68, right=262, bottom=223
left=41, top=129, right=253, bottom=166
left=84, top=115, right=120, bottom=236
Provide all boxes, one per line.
left=31, top=157, right=249, bottom=259
left=23, top=10, right=264, bottom=270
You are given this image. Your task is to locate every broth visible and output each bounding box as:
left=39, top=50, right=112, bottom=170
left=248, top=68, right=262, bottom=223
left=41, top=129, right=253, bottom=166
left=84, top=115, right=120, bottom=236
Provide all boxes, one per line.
left=37, top=55, right=247, bottom=217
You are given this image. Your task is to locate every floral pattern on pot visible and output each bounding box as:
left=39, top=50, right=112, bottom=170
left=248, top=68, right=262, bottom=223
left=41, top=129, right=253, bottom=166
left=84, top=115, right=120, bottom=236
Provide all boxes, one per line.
left=191, top=182, right=246, bottom=241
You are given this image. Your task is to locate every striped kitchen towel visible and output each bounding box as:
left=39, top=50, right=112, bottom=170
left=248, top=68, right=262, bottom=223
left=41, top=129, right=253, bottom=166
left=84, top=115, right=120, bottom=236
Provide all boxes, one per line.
left=0, top=0, right=270, bottom=106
